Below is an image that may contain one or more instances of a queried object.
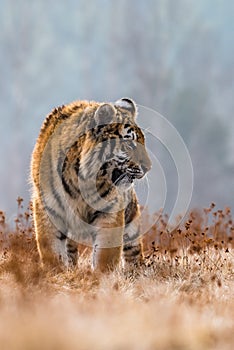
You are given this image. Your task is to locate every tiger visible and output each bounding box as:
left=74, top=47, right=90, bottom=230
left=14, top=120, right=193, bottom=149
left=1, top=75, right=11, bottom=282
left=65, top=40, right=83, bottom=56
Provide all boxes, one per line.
left=31, top=98, right=151, bottom=271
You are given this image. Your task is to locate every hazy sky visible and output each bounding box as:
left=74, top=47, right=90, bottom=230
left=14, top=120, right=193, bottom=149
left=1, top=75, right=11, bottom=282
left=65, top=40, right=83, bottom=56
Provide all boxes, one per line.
left=0, top=0, right=233, bottom=221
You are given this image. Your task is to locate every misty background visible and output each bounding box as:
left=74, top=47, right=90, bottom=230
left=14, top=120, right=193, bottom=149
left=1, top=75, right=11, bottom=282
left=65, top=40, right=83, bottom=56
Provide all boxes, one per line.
left=0, top=0, right=233, bottom=220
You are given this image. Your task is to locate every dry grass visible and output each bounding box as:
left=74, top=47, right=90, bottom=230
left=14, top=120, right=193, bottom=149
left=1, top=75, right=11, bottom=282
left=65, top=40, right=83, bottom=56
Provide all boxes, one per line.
left=0, top=199, right=233, bottom=350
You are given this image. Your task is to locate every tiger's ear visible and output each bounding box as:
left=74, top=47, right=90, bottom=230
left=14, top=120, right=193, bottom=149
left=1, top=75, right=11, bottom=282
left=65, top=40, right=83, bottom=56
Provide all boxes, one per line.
left=94, top=103, right=116, bottom=125
left=114, top=97, right=137, bottom=119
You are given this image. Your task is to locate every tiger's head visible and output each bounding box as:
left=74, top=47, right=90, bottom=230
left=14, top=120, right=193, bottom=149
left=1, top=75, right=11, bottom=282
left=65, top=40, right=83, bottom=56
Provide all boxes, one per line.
left=81, top=98, right=152, bottom=193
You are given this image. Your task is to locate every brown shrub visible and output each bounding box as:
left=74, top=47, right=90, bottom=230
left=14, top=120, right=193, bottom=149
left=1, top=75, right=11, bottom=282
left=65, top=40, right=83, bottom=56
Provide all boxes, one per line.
left=0, top=199, right=233, bottom=350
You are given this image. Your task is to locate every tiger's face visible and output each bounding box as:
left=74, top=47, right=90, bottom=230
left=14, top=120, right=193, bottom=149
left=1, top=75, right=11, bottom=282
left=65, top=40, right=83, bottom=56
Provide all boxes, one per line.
left=91, top=98, right=152, bottom=192
left=106, top=124, right=151, bottom=191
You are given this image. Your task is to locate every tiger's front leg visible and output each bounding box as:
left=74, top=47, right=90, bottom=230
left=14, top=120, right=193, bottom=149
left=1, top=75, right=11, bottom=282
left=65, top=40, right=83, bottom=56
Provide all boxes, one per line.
left=33, top=197, right=78, bottom=268
left=92, top=212, right=124, bottom=272
left=123, top=203, right=144, bottom=266
left=33, top=197, right=65, bottom=267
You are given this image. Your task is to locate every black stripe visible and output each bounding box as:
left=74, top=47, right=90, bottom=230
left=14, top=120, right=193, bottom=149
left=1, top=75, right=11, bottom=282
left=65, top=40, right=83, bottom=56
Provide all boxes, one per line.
left=67, top=247, right=77, bottom=254
left=57, top=149, right=65, bottom=177
left=97, top=180, right=106, bottom=191
left=59, top=113, right=69, bottom=120
left=124, top=247, right=141, bottom=256
left=100, top=186, right=111, bottom=198
left=66, top=242, right=76, bottom=248
left=88, top=210, right=101, bottom=224
left=61, top=158, right=77, bottom=198
left=113, top=129, right=122, bottom=137
left=61, top=175, right=75, bottom=198
left=125, top=200, right=138, bottom=225
left=88, top=202, right=115, bottom=224
left=87, top=183, right=113, bottom=204
left=100, top=162, right=109, bottom=170
left=48, top=171, right=65, bottom=212
left=88, top=123, right=107, bottom=137
left=43, top=143, right=65, bottom=211
left=91, top=190, right=117, bottom=205
left=123, top=245, right=132, bottom=251
left=56, top=231, right=67, bottom=240
left=100, top=168, right=107, bottom=176
left=44, top=205, right=65, bottom=224
left=99, top=162, right=110, bottom=176
left=74, top=157, right=80, bottom=175
left=59, top=139, right=82, bottom=195
left=94, top=124, right=107, bottom=135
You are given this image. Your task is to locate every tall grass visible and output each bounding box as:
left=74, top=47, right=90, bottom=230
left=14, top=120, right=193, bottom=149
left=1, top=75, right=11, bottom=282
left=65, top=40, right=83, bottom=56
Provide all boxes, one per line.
left=0, top=199, right=233, bottom=350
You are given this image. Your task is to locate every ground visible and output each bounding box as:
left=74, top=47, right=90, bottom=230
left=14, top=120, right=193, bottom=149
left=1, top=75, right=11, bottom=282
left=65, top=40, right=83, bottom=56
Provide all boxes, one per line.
left=0, top=200, right=233, bottom=350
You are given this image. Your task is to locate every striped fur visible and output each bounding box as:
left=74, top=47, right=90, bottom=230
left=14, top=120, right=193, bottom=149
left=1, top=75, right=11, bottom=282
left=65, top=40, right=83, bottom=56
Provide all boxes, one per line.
left=31, top=98, right=151, bottom=271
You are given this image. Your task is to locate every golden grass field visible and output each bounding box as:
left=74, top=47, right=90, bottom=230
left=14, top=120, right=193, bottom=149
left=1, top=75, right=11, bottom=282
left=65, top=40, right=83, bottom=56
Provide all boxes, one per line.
left=0, top=199, right=233, bottom=350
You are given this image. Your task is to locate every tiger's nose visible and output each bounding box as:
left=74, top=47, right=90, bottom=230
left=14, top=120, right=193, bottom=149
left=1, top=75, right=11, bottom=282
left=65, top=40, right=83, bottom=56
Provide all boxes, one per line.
left=141, top=157, right=152, bottom=174
left=141, top=164, right=150, bottom=174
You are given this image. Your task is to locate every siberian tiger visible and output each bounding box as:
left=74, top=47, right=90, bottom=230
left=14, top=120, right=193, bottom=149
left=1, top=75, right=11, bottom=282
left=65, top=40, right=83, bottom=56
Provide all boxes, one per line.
left=31, top=98, right=151, bottom=271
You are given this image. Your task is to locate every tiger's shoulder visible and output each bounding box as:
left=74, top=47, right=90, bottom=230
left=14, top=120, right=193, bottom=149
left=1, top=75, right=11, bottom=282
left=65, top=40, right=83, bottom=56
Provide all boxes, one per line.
left=31, top=100, right=98, bottom=185
left=38, top=100, right=98, bottom=145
